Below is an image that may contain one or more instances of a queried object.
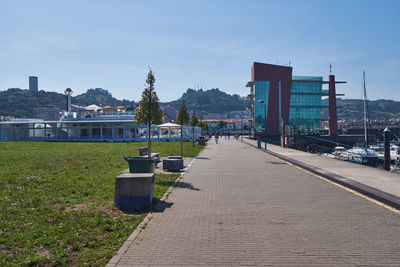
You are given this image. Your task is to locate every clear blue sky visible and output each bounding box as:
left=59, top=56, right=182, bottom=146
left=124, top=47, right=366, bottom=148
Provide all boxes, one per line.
left=1, top=0, right=399, bottom=102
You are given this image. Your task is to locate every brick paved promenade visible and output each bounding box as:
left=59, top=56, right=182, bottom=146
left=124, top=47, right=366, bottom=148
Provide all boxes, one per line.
left=111, top=139, right=400, bottom=266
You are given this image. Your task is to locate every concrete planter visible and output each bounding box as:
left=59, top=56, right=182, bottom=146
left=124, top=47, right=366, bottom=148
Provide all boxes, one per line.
left=124, top=157, right=155, bottom=173
left=163, top=158, right=184, bottom=171
left=168, top=156, right=183, bottom=160
left=114, top=173, right=155, bottom=211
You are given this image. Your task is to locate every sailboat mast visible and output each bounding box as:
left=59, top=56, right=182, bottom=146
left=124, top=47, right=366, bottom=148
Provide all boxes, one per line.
left=363, top=71, right=368, bottom=151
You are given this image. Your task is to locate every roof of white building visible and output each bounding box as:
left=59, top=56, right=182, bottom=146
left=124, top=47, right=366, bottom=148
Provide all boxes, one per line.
left=158, top=122, right=181, bottom=128
left=85, top=104, right=102, bottom=111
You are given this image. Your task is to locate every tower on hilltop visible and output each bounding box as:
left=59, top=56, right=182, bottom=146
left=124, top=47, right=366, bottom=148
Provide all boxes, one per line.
left=29, top=76, right=38, bottom=92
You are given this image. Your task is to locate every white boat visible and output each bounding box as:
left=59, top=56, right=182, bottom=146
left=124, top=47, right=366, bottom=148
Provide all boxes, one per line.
left=326, top=72, right=382, bottom=166
left=390, top=145, right=400, bottom=161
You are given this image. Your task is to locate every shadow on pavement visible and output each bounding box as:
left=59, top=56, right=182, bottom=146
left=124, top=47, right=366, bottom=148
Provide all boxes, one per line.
left=196, top=157, right=211, bottom=160
left=176, top=181, right=200, bottom=191
left=152, top=201, right=174, bottom=213
left=265, top=161, right=287, bottom=165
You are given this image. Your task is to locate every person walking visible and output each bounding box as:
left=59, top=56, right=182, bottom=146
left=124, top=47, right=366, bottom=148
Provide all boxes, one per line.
left=214, top=131, right=219, bottom=144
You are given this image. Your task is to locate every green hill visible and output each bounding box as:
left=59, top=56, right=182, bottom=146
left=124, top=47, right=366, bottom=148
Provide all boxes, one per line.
left=165, top=88, right=251, bottom=113
left=322, top=99, right=400, bottom=120
left=0, top=88, right=136, bottom=117
left=1, top=86, right=400, bottom=120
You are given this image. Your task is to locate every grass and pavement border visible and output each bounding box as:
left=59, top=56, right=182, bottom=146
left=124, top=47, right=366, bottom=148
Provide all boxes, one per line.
left=106, top=157, right=198, bottom=267
left=0, top=141, right=203, bottom=266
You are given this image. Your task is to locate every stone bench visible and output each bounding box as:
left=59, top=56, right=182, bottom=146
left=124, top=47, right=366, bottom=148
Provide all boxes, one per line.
left=163, top=156, right=184, bottom=172
left=114, top=173, right=155, bottom=211
left=139, top=146, right=161, bottom=165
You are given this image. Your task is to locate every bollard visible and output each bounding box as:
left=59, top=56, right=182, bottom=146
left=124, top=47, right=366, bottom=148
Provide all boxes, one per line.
left=384, top=128, right=390, bottom=171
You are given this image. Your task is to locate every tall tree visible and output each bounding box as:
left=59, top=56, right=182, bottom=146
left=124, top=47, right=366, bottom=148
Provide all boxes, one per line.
left=217, top=120, right=226, bottom=129
left=176, top=99, right=190, bottom=157
left=134, top=68, right=163, bottom=157
left=198, top=115, right=209, bottom=135
left=176, top=99, right=190, bottom=125
left=190, top=110, right=199, bottom=147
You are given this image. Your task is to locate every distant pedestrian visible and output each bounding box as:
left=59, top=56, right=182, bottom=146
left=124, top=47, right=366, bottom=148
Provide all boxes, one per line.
left=227, top=132, right=231, bottom=140
left=224, top=132, right=227, bottom=140
left=214, top=132, right=219, bottom=144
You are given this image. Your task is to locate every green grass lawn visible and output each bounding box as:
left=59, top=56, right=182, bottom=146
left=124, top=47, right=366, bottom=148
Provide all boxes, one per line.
left=0, top=141, right=203, bottom=266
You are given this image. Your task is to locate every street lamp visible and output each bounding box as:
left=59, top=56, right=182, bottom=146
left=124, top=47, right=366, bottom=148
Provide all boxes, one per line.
left=240, top=112, right=243, bottom=141
left=257, top=100, right=267, bottom=150
left=64, top=88, right=73, bottom=112
left=245, top=107, right=251, bottom=140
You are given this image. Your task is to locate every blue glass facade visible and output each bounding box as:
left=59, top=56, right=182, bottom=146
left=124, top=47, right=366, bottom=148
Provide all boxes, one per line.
left=250, top=62, right=340, bottom=137
left=289, top=76, right=326, bottom=134
left=254, top=81, right=270, bottom=133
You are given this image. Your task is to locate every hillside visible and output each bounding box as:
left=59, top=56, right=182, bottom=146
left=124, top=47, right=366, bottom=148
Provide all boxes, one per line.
left=165, top=88, right=251, bottom=113
left=0, top=88, right=136, bottom=117
left=322, top=99, right=400, bottom=120
left=1, top=86, right=400, bottom=120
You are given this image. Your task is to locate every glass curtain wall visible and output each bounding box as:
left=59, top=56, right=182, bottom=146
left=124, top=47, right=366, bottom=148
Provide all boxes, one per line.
left=289, top=76, right=324, bottom=134
left=254, top=81, right=270, bottom=133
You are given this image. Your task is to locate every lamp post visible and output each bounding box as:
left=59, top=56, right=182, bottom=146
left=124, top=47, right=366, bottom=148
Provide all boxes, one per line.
left=64, top=88, right=73, bottom=112
left=257, top=100, right=267, bottom=150
left=245, top=107, right=251, bottom=141
left=241, top=112, right=243, bottom=141
left=384, top=127, right=390, bottom=171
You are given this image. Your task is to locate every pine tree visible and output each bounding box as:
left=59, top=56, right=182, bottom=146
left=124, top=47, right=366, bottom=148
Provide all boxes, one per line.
left=176, top=99, right=190, bottom=125
left=176, top=99, right=190, bottom=157
left=217, top=120, right=226, bottom=129
left=134, top=68, right=163, bottom=157
left=198, top=116, right=209, bottom=135
left=190, top=110, right=199, bottom=147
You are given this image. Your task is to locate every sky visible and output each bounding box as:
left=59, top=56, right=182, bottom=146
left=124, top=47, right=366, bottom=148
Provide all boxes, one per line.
left=1, top=0, right=399, bottom=102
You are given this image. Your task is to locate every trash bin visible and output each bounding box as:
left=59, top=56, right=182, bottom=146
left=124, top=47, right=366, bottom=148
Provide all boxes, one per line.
left=198, top=136, right=206, bottom=145
left=124, top=157, right=155, bottom=173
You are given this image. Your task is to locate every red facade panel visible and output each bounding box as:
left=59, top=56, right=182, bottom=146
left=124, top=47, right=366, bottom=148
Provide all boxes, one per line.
left=251, top=62, right=292, bottom=136
left=328, top=75, right=338, bottom=136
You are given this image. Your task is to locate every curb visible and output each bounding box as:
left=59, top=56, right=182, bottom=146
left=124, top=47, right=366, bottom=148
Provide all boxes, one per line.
left=106, top=157, right=198, bottom=267
left=242, top=139, right=400, bottom=211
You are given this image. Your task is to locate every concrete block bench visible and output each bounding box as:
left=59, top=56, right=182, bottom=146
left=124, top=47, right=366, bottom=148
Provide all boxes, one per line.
left=163, top=156, right=184, bottom=172
left=139, top=146, right=161, bottom=165
left=168, top=156, right=183, bottom=160
left=114, top=173, right=155, bottom=212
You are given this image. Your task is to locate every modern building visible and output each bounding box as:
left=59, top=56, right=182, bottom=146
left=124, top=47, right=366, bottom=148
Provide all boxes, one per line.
left=246, top=62, right=345, bottom=137
left=29, top=76, right=38, bottom=92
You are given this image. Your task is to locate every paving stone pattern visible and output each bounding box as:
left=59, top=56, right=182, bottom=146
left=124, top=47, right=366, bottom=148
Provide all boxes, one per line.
left=114, top=139, right=400, bottom=266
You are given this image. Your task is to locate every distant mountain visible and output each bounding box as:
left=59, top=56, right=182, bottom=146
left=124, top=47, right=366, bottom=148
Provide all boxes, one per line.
left=164, top=88, right=251, bottom=113
left=1, top=86, right=400, bottom=120
left=74, top=88, right=135, bottom=108
left=322, top=99, right=400, bottom=120
left=0, top=88, right=136, bottom=117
